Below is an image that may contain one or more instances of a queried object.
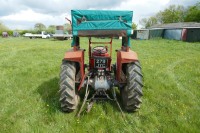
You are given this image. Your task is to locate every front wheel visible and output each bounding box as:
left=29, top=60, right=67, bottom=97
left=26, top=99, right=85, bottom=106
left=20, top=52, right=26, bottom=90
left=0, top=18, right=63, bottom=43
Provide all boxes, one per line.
left=120, top=61, right=143, bottom=112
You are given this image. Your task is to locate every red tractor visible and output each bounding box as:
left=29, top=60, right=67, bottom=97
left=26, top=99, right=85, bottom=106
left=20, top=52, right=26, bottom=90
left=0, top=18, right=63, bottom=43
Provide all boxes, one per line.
left=59, top=10, right=143, bottom=114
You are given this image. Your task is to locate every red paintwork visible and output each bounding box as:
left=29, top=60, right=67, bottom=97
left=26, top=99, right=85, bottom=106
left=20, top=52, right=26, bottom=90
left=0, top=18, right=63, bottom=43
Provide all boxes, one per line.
left=182, top=29, right=187, bottom=41
left=90, top=57, right=112, bottom=71
left=89, top=38, right=112, bottom=71
left=63, top=49, right=85, bottom=81
left=63, top=38, right=138, bottom=89
left=90, top=48, right=111, bottom=71
left=78, top=74, right=85, bottom=91
left=92, top=49, right=109, bottom=57
left=116, top=47, right=138, bottom=83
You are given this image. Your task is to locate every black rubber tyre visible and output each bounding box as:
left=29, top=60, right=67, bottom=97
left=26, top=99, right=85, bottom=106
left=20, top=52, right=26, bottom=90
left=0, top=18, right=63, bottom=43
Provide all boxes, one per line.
left=120, top=61, right=143, bottom=112
left=59, top=61, right=79, bottom=112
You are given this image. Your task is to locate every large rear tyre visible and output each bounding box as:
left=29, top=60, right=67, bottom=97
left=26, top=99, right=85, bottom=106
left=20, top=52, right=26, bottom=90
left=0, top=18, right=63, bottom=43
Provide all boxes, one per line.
left=120, top=61, right=143, bottom=112
left=59, top=61, right=79, bottom=112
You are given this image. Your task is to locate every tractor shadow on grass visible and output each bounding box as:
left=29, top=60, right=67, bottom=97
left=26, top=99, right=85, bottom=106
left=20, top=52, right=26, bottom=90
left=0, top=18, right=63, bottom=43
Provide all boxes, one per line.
left=37, top=78, right=126, bottom=115
left=37, top=77, right=61, bottom=113
left=77, top=88, right=124, bottom=115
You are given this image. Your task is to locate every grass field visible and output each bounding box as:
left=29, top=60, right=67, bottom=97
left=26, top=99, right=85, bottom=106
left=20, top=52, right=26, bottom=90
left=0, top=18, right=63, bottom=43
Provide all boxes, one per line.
left=0, top=37, right=200, bottom=133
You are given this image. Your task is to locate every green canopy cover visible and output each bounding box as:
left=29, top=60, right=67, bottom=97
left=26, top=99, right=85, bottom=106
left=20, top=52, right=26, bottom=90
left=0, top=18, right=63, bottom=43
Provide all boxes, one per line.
left=71, top=10, right=133, bottom=37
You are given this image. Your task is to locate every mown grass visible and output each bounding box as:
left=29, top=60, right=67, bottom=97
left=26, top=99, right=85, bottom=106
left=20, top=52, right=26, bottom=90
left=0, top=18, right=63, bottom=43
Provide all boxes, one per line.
left=0, top=37, right=200, bottom=133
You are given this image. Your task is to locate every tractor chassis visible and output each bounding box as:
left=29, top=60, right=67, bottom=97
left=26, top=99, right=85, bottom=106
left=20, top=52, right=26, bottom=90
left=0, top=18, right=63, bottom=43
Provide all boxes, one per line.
left=76, top=74, right=124, bottom=118
left=60, top=37, right=143, bottom=115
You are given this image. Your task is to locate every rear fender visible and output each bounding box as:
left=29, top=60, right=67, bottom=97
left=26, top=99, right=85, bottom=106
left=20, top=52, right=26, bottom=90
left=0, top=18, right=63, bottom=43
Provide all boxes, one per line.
left=63, top=49, right=85, bottom=82
left=116, top=49, right=138, bottom=83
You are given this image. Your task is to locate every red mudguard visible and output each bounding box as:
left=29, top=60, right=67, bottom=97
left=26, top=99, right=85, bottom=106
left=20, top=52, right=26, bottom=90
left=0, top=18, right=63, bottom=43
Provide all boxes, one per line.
left=63, top=49, right=85, bottom=80
left=116, top=49, right=138, bottom=83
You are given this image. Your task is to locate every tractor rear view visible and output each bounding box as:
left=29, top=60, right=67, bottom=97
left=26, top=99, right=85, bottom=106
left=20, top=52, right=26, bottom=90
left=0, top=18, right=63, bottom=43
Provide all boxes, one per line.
left=59, top=10, right=143, bottom=114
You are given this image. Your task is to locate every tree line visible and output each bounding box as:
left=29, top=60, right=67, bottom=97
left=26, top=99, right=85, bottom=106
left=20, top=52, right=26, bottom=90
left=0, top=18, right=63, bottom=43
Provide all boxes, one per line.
left=33, top=23, right=71, bottom=34
left=139, top=2, right=200, bottom=28
left=0, top=21, right=71, bottom=36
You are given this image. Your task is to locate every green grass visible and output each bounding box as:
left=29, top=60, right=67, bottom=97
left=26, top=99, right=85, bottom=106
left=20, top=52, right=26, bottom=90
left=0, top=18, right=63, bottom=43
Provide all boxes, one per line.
left=0, top=37, right=200, bottom=133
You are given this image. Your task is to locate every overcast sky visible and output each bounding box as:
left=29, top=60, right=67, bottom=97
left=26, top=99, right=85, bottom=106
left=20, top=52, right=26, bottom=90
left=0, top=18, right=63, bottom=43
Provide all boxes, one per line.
left=0, top=0, right=199, bottom=30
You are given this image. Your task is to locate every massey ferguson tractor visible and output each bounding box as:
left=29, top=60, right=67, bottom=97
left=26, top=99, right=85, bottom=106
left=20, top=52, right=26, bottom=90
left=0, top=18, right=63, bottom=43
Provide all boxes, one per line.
left=59, top=10, right=143, bottom=115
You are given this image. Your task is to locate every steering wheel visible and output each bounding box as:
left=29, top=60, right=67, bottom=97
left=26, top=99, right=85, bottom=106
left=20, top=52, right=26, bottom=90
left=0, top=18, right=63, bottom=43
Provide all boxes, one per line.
left=93, top=46, right=107, bottom=54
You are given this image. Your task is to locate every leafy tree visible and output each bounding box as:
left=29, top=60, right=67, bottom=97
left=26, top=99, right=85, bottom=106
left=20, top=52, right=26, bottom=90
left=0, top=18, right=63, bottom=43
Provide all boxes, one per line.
left=34, top=23, right=46, bottom=33
left=147, top=17, right=158, bottom=28
left=132, top=23, right=137, bottom=30
left=0, top=21, right=9, bottom=32
left=157, top=5, right=185, bottom=23
left=184, top=2, right=200, bottom=22
left=47, top=25, right=56, bottom=34
left=139, top=18, right=148, bottom=28
left=139, top=16, right=158, bottom=28
left=20, top=29, right=37, bottom=35
left=155, top=12, right=163, bottom=24
left=7, top=30, right=13, bottom=36
left=139, top=5, right=186, bottom=28
left=63, top=23, right=72, bottom=34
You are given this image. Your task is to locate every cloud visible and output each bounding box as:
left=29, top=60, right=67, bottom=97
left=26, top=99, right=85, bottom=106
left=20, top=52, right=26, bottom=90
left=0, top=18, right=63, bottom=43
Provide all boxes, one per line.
left=0, top=0, right=128, bottom=16
left=110, top=0, right=170, bottom=26
left=0, top=0, right=128, bottom=29
left=0, top=0, right=199, bottom=29
left=1, top=9, right=52, bottom=22
left=0, top=0, right=26, bottom=16
left=168, top=0, right=199, bottom=7
left=1, top=9, right=67, bottom=29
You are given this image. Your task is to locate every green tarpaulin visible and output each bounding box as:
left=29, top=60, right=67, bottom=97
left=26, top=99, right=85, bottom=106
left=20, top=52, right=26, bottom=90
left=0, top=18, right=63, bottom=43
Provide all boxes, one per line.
left=71, top=10, right=133, bottom=37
